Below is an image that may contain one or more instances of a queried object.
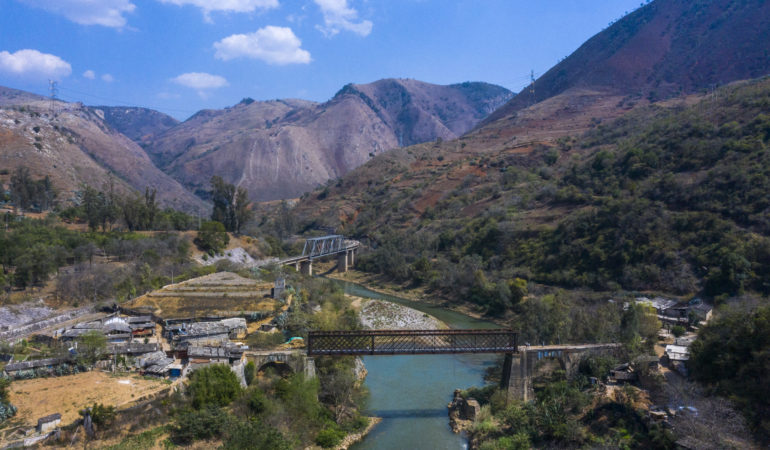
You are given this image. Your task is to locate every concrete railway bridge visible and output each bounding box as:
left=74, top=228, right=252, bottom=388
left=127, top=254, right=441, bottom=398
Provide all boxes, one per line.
left=278, top=235, right=360, bottom=276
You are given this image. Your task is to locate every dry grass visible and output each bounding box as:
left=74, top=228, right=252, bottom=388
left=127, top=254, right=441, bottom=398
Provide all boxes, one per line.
left=124, top=272, right=277, bottom=319
left=7, top=371, right=169, bottom=427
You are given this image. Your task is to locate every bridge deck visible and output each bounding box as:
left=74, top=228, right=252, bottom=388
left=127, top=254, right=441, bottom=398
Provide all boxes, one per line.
left=307, top=329, right=517, bottom=356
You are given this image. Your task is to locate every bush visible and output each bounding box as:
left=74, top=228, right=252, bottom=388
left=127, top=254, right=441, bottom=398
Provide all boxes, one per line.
left=244, top=361, right=256, bottom=386
left=671, top=325, right=686, bottom=337
left=170, top=406, right=229, bottom=444
left=223, top=419, right=291, bottom=450
left=315, top=426, right=346, bottom=448
left=246, top=387, right=268, bottom=414
left=188, top=364, right=242, bottom=409
left=195, top=221, right=229, bottom=255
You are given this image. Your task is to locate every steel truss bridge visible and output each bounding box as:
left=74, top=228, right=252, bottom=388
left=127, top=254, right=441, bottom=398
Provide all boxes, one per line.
left=307, top=329, right=518, bottom=356
left=278, top=235, right=360, bottom=274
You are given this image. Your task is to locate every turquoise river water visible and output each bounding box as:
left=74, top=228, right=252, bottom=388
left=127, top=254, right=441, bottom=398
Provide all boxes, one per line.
left=328, top=279, right=500, bottom=450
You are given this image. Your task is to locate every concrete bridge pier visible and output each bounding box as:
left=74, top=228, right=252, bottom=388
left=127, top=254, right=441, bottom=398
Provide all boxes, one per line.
left=300, top=260, right=313, bottom=276
left=337, top=252, right=348, bottom=273
left=500, top=352, right=533, bottom=402
left=500, top=344, right=621, bottom=402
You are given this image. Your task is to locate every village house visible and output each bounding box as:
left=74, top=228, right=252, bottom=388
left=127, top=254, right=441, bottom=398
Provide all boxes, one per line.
left=127, top=316, right=156, bottom=338
left=107, top=342, right=160, bottom=356
left=665, top=344, right=690, bottom=375
left=136, top=351, right=175, bottom=377
left=187, top=343, right=245, bottom=366
left=167, top=318, right=248, bottom=345
left=3, top=357, right=70, bottom=377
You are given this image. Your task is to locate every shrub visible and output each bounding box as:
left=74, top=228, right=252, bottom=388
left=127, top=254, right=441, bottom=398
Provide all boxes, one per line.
left=170, top=406, right=229, bottom=444
left=315, top=426, right=346, bottom=448
left=671, top=325, right=686, bottom=337
left=244, top=361, right=256, bottom=386
left=188, top=364, right=242, bottom=409
left=194, top=221, right=229, bottom=255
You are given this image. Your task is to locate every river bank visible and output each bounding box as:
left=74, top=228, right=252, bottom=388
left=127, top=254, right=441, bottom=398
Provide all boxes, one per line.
left=336, top=417, right=382, bottom=450
left=328, top=270, right=506, bottom=327
left=349, top=294, right=447, bottom=330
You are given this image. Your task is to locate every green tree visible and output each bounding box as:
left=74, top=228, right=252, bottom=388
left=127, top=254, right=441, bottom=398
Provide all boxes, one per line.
left=244, top=361, right=256, bottom=386
left=195, top=221, right=229, bottom=255
left=188, top=364, right=242, bottom=409
left=210, top=176, right=251, bottom=233
left=689, top=304, right=770, bottom=441
left=76, top=330, right=107, bottom=365
left=13, top=242, right=56, bottom=287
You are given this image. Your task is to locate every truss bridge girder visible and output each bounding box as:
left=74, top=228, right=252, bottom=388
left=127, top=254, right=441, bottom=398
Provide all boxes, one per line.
left=307, top=329, right=518, bottom=356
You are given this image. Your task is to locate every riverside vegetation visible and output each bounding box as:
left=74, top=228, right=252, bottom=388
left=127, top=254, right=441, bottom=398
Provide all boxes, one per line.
left=282, top=77, right=770, bottom=446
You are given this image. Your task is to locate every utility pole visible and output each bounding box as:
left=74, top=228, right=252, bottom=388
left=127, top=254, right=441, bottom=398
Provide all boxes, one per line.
left=529, top=70, right=536, bottom=105
left=48, top=80, right=58, bottom=117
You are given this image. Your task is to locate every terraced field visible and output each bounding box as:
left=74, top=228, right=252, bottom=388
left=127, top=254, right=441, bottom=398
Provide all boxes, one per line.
left=124, top=272, right=276, bottom=320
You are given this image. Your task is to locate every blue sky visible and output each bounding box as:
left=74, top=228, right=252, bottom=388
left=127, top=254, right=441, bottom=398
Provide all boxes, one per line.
left=0, top=0, right=646, bottom=120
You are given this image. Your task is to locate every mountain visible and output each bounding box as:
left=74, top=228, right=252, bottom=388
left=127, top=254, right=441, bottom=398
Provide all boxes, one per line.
left=90, top=106, right=179, bottom=145
left=0, top=86, right=208, bottom=212
left=287, top=0, right=770, bottom=302
left=143, top=79, right=513, bottom=201
left=482, top=0, right=770, bottom=126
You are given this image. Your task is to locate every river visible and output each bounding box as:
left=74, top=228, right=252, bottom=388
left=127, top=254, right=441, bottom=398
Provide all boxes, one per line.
left=328, top=279, right=499, bottom=450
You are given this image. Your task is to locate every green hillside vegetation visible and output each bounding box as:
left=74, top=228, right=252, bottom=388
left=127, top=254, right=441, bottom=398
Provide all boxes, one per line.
left=297, top=78, right=770, bottom=317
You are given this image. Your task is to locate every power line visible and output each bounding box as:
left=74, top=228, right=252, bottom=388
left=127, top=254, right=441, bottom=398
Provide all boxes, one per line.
left=56, top=85, right=198, bottom=116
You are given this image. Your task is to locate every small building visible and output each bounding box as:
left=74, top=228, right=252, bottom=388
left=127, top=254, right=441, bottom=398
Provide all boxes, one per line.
left=610, top=363, right=637, bottom=382
left=178, top=322, right=230, bottom=345
left=665, top=344, right=690, bottom=361
left=136, top=351, right=174, bottom=377
left=107, top=342, right=159, bottom=356
left=187, top=344, right=245, bottom=365
left=271, top=278, right=285, bottom=299
left=168, top=363, right=183, bottom=378
left=4, top=357, right=69, bottom=377
left=635, top=297, right=678, bottom=314
left=220, top=318, right=247, bottom=339
left=633, top=354, right=660, bottom=370
left=688, top=301, right=713, bottom=323
left=674, top=336, right=696, bottom=347
left=37, top=413, right=61, bottom=433
left=260, top=323, right=278, bottom=332
left=103, top=322, right=132, bottom=343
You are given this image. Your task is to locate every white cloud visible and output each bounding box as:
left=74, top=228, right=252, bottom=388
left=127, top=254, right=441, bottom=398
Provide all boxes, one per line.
left=0, top=49, right=72, bottom=79
left=214, top=26, right=311, bottom=65
left=314, top=0, right=372, bottom=37
left=83, top=69, right=96, bottom=79
left=171, top=72, right=228, bottom=90
left=18, top=0, right=136, bottom=28
left=101, top=73, right=114, bottom=82
left=158, top=0, right=278, bottom=21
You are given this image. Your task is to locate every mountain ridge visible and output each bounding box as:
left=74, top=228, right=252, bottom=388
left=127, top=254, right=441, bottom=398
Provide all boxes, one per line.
left=141, top=78, right=513, bottom=201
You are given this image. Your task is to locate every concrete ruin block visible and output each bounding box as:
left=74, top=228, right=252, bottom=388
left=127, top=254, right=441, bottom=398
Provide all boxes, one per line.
left=464, top=398, right=481, bottom=421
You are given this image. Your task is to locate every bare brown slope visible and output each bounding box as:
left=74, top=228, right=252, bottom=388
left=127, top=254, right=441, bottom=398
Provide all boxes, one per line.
left=90, top=106, right=180, bottom=145
left=483, top=0, right=770, bottom=126
left=0, top=92, right=208, bottom=212
left=146, top=79, right=512, bottom=202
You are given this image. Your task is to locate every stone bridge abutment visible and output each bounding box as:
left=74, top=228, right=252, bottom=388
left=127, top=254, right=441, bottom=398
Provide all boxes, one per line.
left=500, top=344, right=621, bottom=401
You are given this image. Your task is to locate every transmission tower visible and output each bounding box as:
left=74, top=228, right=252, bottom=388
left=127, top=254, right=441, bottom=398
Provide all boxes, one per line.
left=48, top=79, right=58, bottom=117
left=529, top=70, right=536, bottom=105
